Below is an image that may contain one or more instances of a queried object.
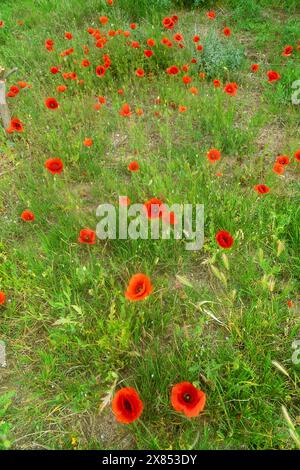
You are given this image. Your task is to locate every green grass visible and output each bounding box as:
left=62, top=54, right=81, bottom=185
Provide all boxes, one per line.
left=0, top=0, right=299, bottom=450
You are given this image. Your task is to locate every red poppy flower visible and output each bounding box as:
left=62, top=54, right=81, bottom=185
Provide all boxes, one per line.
left=78, top=229, right=96, bottom=245
left=17, top=81, right=29, bottom=88
left=81, top=59, right=90, bottom=67
left=130, top=23, right=136, bottom=30
left=7, top=85, right=19, bottom=97
left=99, top=16, right=108, bottom=25
left=223, top=27, right=231, bottom=37
left=112, top=387, right=143, bottom=424
left=7, top=117, right=24, bottom=133
left=96, top=65, right=106, bottom=77
left=84, top=138, right=93, bottom=147
left=224, top=82, right=238, bottom=96
left=199, top=72, right=206, bottom=79
left=182, top=75, right=192, bottom=84
left=251, top=63, right=259, bottom=72
left=135, top=68, right=145, bottom=78
left=171, top=382, right=206, bottom=418
left=147, top=38, right=155, bottom=47
left=273, top=162, right=284, bottom=175
left=125, top=273, right=153, bottom=301
left=45, top=158, right=64, bottom=175
left=144, top=50, right=153, bottom=58
left=174, top=33, right=183, bottom=42
left=45, top=97, right=59, bottom=109
left=282, top=45, right=293, bottom=57
left=144, top=197, right=166, bottom=219
left=287, top=300, right=294, bottom=309
left=119, top=103, right=132, bottom=117
left=0, top=21, right=4, bottom=28
left=254, top=184, right=270, bottom=194
left=0, top=292, right=6, bottom=305
left=189, top=87, right=198, bottom=95
left=276, top=155, right=290, bottom=165
left=65, top=32, right=72, bottom=39
left=193, top=35, right=200, bottom=43
left=179, top=105, right=187, bottom=113
left=21, top=210, right=35, bottom=221
left=207, top=11, right=216, bottom=19
left=162, top=17, right=175, bottom=30
left=213, top=79, right=221, bottom=88
left=128, top=161, right=139, bottom=172
left=216, top=230, right=234, bottom=249
left=267, top=70, right=281, bottom=82
left=107, top=0, right=113, bottom=4
left=294, top=150, right=300, bottom=162
left=166, top=65, right=179, bottom=75
left=57, top=85, right=67, bottom=92
left=45, top=38, right=54, bottom=51
left=196, top=44, right=203, bottom=51
left=207, top=148, right=221, bottom=163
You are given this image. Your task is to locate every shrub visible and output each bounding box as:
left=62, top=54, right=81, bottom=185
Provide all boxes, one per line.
left=200, top=30, right=245, bottom=79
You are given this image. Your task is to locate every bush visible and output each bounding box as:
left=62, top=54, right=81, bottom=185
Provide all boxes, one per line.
left=200, top=30, right=245, bottom=78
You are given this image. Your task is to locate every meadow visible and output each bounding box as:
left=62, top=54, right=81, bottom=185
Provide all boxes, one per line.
left=0, top=0, right=299, bottom=450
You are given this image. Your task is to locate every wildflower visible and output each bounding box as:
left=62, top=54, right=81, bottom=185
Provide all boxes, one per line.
left=125, top=274, right=153, bottom=301
left=162, top=17, right=175, bottom=30
left=45, top=158, right=63, bottom=175
left=254, top=184, right=270, bottom=194
left=99, top=16, right=108, bottom=25
left=276, top=155, right=290, bottom=165
left=0, top=292, right=6, bottom=305
left=294, top=150, right=300, bottom=161
left=267, top=70, right=281, bottom=82
left=207, top=149, right=221, bottom=163
left=57, top=85, right=67, bottom=92
left=78, top=229, right=96, bottom=245
left=282, top=45, right=293, bottom=57
left=224, top=82, right=238, bottom=96
left=166, top=65, right=179, bottom=75
left=207, top=11, right=216, bottom=19
left=112, top=387, right=143, bottom=424
left=21, top=210, right=35, bottom=221
left=144, top=197, right=166, bottom=219
left=147, top=38, right=155, bottom=47
left=216, top=230, right=234, bottom=249
left=135, top=68, right=145, bottom=78
left=96, top=65, right=106, bottom=77
left=119, top=103, right=132, bottom=117
left=144, top=50, right=153, bottom=58
left=128, top=161, right=139, bottom=172
left=171, top=382, right=206, bottom=418
left=83, top=138, right=93, bottom=147
left=273, top=162, right=284, bottom=175
left=45, top=97, right=59, bottom=109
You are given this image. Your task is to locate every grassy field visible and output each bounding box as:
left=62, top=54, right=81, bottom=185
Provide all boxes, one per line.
left=0, top=0, right=299, bottom=450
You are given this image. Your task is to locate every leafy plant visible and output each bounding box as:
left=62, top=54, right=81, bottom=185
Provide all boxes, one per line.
left=200, top=30, right=245, bottom=78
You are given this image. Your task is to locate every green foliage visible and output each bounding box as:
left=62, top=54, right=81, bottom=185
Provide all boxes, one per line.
left=200, top=30, right=245, bottom=78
